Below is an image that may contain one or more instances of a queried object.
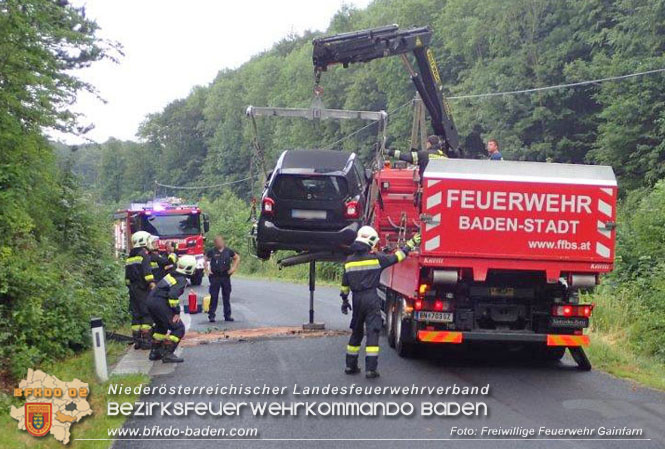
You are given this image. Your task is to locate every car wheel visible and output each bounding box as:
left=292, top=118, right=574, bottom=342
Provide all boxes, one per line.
left=395, top=299, right=415, bottom=358
left=256, top=245, right=271, bottom=260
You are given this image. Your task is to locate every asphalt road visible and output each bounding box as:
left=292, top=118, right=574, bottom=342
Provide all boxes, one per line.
left=181, top=276, right=348, bottom=332
left=112, top=277, right=665, bottom=449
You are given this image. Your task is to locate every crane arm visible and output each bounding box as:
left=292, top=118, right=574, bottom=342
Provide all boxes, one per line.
left=312, top=24, right=460, bottom=153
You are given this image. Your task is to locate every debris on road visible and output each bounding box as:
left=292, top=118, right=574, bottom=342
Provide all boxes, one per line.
left=181, top=326, right=349, bottom=346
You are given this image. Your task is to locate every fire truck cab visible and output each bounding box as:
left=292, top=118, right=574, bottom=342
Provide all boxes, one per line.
left=113, top=198, right=210, bottom=285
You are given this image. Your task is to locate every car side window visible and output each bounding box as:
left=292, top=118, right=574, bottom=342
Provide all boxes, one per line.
left=352, top=161, right=366, bottom=191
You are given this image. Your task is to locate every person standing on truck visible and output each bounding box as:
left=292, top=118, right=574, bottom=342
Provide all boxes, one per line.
left=147, top=255, right=196, bottom=363
left=340, top=226, right=421, bottom=378
left=385, top=135, right=450, bottom=178
left=205, top=235, right=240, bottom=322
left=125, top=231, right=156, bottom=350
left=487, top=139, right=503, bottom=160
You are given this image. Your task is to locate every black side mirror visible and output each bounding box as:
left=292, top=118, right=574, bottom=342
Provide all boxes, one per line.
left=203, top=214, right=210, bottom=233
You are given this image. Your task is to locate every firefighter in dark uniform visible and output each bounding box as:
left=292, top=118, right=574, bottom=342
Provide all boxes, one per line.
left=386, top=135, right=451, bottom=178
left=147, top=254, right=196, bottom=363
left=125, top=231, right=155, bottom=350
left=340, top=226, right=421, bottom=378
left=147, top=236, right=175, bottom=282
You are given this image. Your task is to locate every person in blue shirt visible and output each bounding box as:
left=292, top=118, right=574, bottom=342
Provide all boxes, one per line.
left=487, top=139, right=503, bottom=160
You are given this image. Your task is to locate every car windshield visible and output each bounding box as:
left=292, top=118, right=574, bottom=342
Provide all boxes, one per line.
left=273, top=175, right=348, bottom=201
left=140, top=213, right=200, bottom=237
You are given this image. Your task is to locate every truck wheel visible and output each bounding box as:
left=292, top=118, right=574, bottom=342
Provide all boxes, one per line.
left=386, top=298, right=396, bottom=348
left=190, top=270, right=203, bottom=286
left=395, top=301, right=415, bottom=358
left=569, top=347, right=592, bottom=371
left=533, top=346, right=565, bottom=362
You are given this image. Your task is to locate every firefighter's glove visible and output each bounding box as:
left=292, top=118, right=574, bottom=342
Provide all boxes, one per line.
left=406, top=233, right=421, bottom=250
left=341, top=299, right=352, bottom=315
left=385, top=148, right=397, bottom=158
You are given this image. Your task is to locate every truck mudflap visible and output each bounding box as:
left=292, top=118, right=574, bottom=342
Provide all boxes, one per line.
left=417, top=331, right=589, bottom=347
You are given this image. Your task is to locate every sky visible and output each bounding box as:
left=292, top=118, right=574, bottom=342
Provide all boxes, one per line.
left=58, top=0, right=372, bottom=145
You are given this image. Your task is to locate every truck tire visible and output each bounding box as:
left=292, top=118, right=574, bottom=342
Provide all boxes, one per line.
left=533, top=346, right=565, bottom=362
left=190, top=269, right=203, bottom=286
left=385, top=297, right=396, bottom=348
left=395, top=300, right=415, bottom=358
left=569, top=347, right=592, bottom=371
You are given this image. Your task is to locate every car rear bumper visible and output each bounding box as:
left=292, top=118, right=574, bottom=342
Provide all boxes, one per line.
left=258, top=220, right=360, bottom=251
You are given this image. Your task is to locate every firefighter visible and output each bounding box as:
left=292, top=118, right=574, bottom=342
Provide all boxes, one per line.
left=147, top=235, right=173, bottom=282
left=147, top=254, right=196, bottom=363
left=125, top=231, right=156, bottom=350
left=340, top=226, right=421, bottom=378
left=385, top=135, right=451, bottom=178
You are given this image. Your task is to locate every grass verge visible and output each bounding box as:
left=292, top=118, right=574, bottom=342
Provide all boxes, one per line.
left=585, top=289, right=665, bottom=391
left=586, top=332, right=665, bottom=391
left=0, top=341, right=149, bottom=448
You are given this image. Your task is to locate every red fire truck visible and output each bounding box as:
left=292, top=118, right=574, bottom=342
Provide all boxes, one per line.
left=372, top=159, right=616, bottom=370
left=313, top=25, right=617, bottom=369
left=113, top=199, right=210, bottom=285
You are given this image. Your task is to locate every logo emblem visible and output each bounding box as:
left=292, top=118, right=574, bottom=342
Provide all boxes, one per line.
left=25, top=403, right=52, bottom=437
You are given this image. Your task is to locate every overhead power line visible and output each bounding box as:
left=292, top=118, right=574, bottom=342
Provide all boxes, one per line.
left=155, top=176, right=253, bottom=190
left=447, top=67, right=665, bottom=100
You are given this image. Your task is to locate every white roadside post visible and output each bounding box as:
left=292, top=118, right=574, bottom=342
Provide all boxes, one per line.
left=90, top=317, right=108, bottom=381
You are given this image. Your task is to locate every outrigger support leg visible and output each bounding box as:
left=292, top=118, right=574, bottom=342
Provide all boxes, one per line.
left=569, top=346, right=592, bottom=371
left=303, top=261, right=325, bottom=331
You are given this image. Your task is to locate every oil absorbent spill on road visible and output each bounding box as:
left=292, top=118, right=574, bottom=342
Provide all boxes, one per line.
left=181, top=327, right=349, bottom=347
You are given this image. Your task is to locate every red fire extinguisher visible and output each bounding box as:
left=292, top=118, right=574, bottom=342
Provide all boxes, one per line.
left=188, top=291, right=198, bottom=314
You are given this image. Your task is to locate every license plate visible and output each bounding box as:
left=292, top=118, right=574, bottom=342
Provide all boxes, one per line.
left=490, top=288, right=514, bottom=297
left=415, top=311, right=453, bottom=323
left=291, top=209, right=327, bottom=219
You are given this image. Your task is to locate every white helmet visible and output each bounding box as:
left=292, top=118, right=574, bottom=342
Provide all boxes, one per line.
left=131, top=231, right=152, bottom=248
left=175, top=255, right=197, bottom=276
left=147, top=235, right=159, bottom=250
left=355, top=226, right=380, bottom=248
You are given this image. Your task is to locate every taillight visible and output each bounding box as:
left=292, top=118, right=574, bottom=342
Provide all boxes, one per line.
left=344, top=200, right=360, bottom=219
left=552, top=304, right=594, bottom=318
left=262, top=197, right=275, bottom=215
left=433, top=300, right=444, bottom=312
left=414, top=299, right=423, bottom=311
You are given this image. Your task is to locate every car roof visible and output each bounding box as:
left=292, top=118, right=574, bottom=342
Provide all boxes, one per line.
left=277, top=150, right=354, bottom=174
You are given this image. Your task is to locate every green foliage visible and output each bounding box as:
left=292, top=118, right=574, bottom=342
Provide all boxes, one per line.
left=591, top=180, right=665, bottom=363
left=0, top=1, right=126, bottom=380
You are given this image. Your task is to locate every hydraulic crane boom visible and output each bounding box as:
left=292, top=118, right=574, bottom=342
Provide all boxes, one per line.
left=312, top=24, right=460, bottom=154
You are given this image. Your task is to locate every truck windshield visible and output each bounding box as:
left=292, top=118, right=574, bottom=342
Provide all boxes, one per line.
left=273, top=175, right=348, bottom=200
left=140, top=214, right=200, bottom=237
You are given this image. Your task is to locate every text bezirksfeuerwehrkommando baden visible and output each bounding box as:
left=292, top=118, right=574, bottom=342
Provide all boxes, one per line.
left=108, top=383, right=489, bottom=397
left=107, top=383, right=491, bottom=418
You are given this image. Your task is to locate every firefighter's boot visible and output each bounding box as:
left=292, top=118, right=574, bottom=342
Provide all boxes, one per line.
left=139, top=330, right=152, bottom=350
left=161, top=341, right=184, bottom=363
left=365, top=347, right=380, bottom=378
left=148, top=341, right=163, bottom=361
left=345, top=354, right=360, bottom=375
left=132, top=331, right=141, bottom=350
